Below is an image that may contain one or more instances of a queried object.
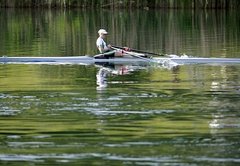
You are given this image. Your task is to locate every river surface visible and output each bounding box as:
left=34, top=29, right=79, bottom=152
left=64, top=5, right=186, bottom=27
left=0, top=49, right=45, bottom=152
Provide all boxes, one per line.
left=0, top=9, right=240, bottom=165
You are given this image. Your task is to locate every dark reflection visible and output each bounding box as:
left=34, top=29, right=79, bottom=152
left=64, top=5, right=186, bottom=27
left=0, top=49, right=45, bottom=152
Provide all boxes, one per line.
left=171, top=66, right=181, bottom=83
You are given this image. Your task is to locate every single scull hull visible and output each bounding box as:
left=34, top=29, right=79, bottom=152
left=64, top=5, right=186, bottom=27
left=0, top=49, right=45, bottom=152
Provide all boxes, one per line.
left=0, top=56, right=240, bottom=65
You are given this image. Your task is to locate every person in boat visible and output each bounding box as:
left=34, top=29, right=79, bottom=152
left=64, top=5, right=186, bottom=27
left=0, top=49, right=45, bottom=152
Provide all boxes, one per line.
left=95, top=29, right=129, bottom=59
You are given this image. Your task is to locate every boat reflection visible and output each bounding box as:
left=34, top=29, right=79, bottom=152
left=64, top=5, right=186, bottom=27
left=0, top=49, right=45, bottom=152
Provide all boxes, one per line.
left=96, top=63, right=139, bottom=90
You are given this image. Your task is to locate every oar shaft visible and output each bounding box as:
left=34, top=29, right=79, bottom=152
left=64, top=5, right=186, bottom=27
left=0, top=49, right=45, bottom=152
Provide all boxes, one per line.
left=112, top=45, right=165, bottom=56
left=111, top=46, right=152, bottom=62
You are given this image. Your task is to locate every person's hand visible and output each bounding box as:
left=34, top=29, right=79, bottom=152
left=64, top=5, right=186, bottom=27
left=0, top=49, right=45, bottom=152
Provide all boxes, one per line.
left=108, top=44, right=112, bottom=48
left=123, top=47, right=131, bottom=51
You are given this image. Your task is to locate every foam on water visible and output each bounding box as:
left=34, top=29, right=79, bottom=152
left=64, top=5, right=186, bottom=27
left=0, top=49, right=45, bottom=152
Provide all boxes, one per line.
left=154, top=54, right=182, bottom=69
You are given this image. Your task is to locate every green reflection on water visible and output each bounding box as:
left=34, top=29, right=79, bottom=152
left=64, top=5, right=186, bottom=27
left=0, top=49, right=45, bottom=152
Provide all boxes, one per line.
left=0, top=9, right=239, bottom=57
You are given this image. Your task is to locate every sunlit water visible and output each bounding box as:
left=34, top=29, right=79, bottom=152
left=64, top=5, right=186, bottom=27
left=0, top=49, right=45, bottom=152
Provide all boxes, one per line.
left=0, top=9, right=240, bottom=165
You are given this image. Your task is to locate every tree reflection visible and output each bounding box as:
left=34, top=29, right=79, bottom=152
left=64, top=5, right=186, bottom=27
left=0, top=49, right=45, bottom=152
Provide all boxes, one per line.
left=0, top=9, right=239, bottom=57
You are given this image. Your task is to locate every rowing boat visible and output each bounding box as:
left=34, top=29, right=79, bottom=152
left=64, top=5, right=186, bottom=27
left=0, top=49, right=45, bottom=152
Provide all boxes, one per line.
left=0, top=56, right=147, bottom=65
left=1, top=55, right=240, bottom=65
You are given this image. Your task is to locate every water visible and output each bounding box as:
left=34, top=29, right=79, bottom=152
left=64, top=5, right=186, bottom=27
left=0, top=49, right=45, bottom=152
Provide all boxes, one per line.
left=0, top=9, right=240, bottom=165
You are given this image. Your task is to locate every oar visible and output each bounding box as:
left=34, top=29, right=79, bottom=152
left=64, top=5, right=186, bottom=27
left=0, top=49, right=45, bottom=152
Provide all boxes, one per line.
left=93, top=50, right=116, bottom=58
left=112, top=45, right=166, bottom=57
left=111, top=46, right=152, bottom=62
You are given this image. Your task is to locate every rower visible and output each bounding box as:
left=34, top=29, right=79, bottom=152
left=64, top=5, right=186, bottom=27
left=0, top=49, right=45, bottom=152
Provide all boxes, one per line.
left=95, top=29, right=129, bottom=59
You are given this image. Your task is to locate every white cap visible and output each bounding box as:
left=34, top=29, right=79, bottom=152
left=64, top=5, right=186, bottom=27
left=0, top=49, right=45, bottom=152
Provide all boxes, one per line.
left=98, top=29, right=108, bottom=35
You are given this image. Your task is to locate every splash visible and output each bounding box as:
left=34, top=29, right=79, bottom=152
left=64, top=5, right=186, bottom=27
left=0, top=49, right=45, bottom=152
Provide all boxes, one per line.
left=153, top=54, right=181, bottom=69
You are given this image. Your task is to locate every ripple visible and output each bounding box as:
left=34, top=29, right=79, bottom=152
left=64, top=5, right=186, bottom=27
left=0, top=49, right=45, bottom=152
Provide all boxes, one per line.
left=32, top=135, right=51, bottom=139
left=7, top=142, right=55, bottom=148
left=0, top=107, right=21, bottom=116
left=6, top=135, right=21, bottom=139
left=104, top=142, right=159, bottom=147
left=0, top=93, right=19, bottom=99
left=82, top=108, right=174, bottom=116
left=22, top=95, right=36, bottom=99
left=71, top=97, right=89, bottom=101
left=190, top=157, right=240, bottom=163
left=209, top=118, right=240, bottom=129
left=0, top=153, right=179, bottom=163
